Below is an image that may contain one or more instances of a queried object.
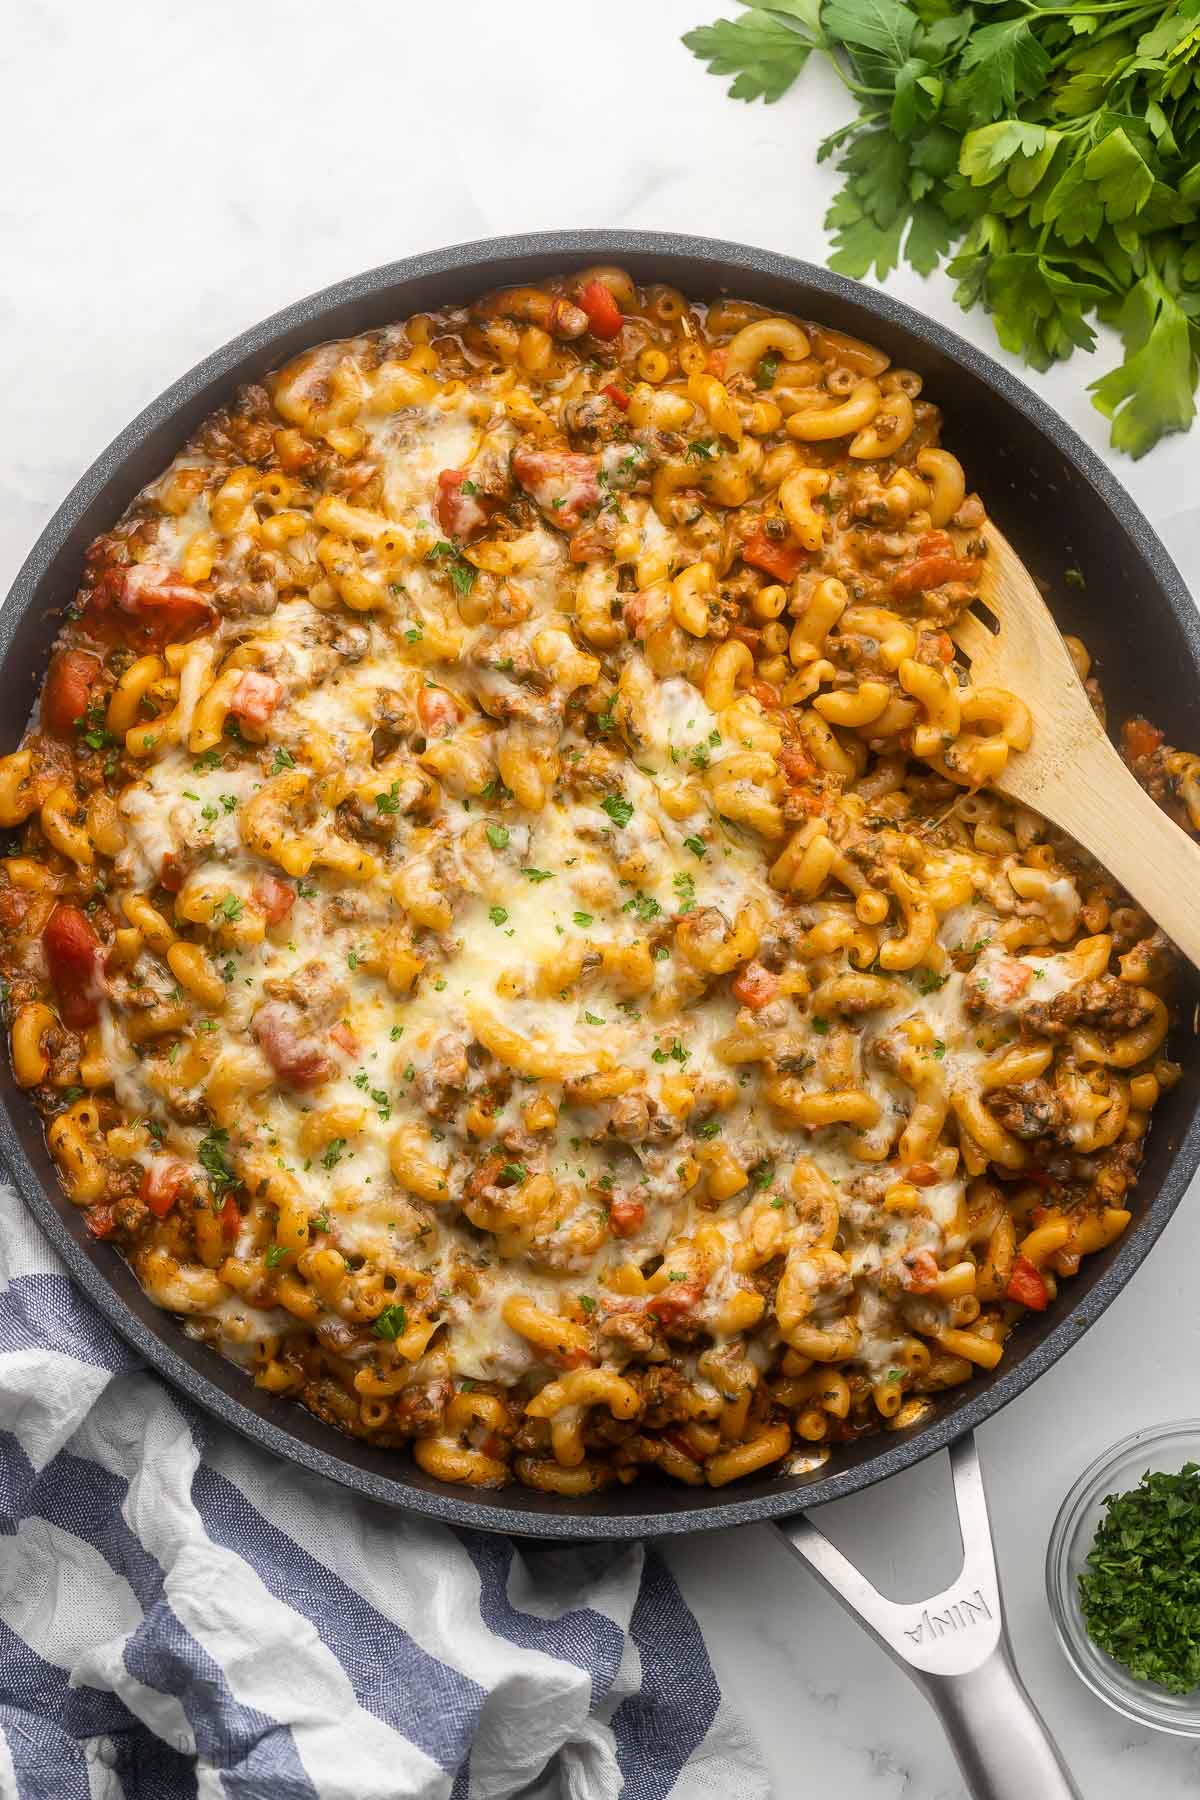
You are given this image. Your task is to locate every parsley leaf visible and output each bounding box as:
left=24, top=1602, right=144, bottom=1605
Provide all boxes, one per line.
left=681, top=9, right=816, bottom=104
left=600, top=794, right=634, bottom=828
left=197, top=1128, right=236, bottom=1196
left=373, top=1304, right=408, bottom=1341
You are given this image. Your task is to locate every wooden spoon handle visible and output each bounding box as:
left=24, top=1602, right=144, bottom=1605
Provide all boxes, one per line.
left=1034, top=733, right=1200, bottom=968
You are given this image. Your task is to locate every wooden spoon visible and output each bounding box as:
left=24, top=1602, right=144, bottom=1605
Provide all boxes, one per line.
left=948, top=521, right=1200, bottom=966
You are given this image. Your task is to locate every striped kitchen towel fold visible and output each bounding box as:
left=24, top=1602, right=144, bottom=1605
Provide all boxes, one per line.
left=0, top=1187, right=768, bottom=1800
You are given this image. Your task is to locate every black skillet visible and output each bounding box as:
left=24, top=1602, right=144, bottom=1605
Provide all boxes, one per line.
left=2, top=231, right=1197, bottom=1795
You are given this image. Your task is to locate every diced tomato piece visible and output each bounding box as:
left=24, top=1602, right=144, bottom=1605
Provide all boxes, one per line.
left=329, top=1021, right=359, bottom=1056
left=158, top=854, right=185, bottom=893
left=742, top=530, right=806, bottom=583
left=729, top=623, right=762, bottom=653
left=984, top=956, right=1033, bottom=1007
left=252, top=874, right=295, bottom=924
left=139, top=1159, right=194, bottom=1218
left=892, top=533, right=980, bottom=599
left=905, top=1162, right=939, bottom=1187
left=601, top=382, right=630, bottom=412
left=253, top=1002, right=335, bottom=1090
left=1005, top=1254, right=1049, bottom=1311
left=85, top=1204, right=118, bottom=1239
left=748, top=679, right=780, bottom=709
left=609, top=1196, right=646, bottom=1237
left=780, top=745, right=815, bottom=785
left=646, top=1279, right=704, bottom=1325
left=42, top=904, right=104, bottom=1028
left=903, top=1248, right=940, bottom=1294
left=219, top=1193, right=241, bottom=1239
left=1122, top=716, right=1164, bottom=761
left=731, top=961, right=780, bottom=1009
left=417, top=686, right=462, bottom=738
left=511, top=446, right=601, bottom=531
left=42, top=650, right=103, bottom=737
left=230, top=671, right=284, bottom=727
left=578, top=280, right=624, bottom=341
left=83, top=561, right=215, bottom=649
left=621, top=593, right=651, bottom=640
left=435, top=469, right=491, bottom=541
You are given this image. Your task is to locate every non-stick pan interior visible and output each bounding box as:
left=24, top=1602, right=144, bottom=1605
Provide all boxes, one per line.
left=2, top=231, right=1198, bottom=1536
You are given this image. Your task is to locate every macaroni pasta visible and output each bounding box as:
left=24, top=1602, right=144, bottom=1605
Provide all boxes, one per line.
left=0, top=270, right=1186, bottom=1494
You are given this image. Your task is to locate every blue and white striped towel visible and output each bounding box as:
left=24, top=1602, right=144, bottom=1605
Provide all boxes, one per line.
left=0, top=1185, right=767, bottom=1799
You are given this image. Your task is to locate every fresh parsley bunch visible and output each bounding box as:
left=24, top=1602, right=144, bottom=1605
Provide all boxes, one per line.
left=683, top=0, right=1200, bottom=456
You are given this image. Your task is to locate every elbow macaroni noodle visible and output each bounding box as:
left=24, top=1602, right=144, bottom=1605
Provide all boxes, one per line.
left=0, top=271, right=1188, bottom=1494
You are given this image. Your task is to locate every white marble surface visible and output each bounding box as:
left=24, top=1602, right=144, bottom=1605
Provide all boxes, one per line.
left=4, top=3, right=1200, bottom=1794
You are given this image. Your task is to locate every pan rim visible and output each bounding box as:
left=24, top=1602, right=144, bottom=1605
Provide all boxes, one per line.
left=3, top=227, right=1198, bottom=1538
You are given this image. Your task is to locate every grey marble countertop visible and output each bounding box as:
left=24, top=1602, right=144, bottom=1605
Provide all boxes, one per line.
left=4, top=4, right=1199, bottom=1793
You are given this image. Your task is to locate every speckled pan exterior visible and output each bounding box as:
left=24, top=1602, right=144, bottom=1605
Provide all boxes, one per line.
left=3, top=230, right=1198, bottom=1538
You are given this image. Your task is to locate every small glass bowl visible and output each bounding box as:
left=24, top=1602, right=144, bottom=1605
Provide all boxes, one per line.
left=1046, top=1420, right=1200, bottom=1736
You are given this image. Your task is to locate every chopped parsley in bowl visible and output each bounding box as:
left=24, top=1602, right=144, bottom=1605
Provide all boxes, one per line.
left=1048, top=1424, right=1200, bottom=1734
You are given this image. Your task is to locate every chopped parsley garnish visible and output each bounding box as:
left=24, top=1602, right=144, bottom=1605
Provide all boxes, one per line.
left=622, top=891, right=661, bottom=922
left=584, top=1011, right=605, bottom=1026
left=695, top=1119, right=721, bottom=1139
left=522, top=867, right=554, bottom=883
left=376, top=781, right=401, bottom=814
left=373, top=1304, right=409, bottom=1341
left=932, top=1039, right=947, bottom=1059
left=686, top=438, right=718, bottom=462
left=754, top=352, right=780, bottom=390
left=579, top=1294, right=597, bottom=1314
left=1080, top=1463, right=1200, bottom=1694
left=682, top=836, right=706, bottom=858
left=916, top=968, right=948, bottom=995
left=488, top=905, right=509, bottom=927
left=216, top=895, right=243, bottom=922
left=811, top=1016, right=829, bottom=1035
left=600, top=794, right=634, bottom=829
left=499, top=1163, right=527, bottom=1185
left=486, top=824, right=510, bottom=850
left=321, top=1138, right=347, bottom=1169
left=425, top=540, right=476, bottom=597
left=193, top=750, right=222, bottom=772
left=271, top=746, right=296, bottom=774
left=265, top=1244, right=288, bottom=1269
left=573, top=911, right=594, bottom=928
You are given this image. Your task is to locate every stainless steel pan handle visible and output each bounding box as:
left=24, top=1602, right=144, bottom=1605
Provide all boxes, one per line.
left=775, top=1432, right=1080, bottom=1800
